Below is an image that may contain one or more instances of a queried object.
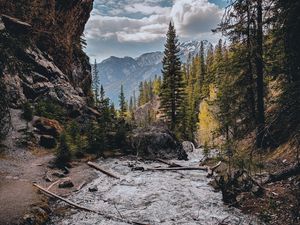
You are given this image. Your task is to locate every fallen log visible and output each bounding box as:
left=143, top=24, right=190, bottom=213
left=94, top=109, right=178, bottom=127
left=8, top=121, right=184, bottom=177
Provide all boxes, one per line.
left=34, top=183, right=97, bottom=213
left=145, top=166, right=208, bottom=171
left=156, top=158, right=182, bottom=167
left=87, top=161, right=120, bottom=179
left=265, top=163, right=300, bottom=184
left=34, top=183, right=149, bottom=225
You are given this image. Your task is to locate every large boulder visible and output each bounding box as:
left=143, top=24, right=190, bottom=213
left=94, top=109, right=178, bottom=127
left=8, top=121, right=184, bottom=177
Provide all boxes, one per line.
left=182, top=141, right=194, bottom=152
left=128, top=126, right=188, bottom=160
left=39, top=135, right=56, bottom=149
left=33, top=117, right=63, bottom=138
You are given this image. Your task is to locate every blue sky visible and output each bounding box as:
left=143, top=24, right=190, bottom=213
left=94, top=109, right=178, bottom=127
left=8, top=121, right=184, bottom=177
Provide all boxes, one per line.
left=84, top=0, right=227, bottom=62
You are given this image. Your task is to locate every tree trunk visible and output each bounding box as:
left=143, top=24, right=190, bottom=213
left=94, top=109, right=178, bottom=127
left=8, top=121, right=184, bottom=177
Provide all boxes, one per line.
left=255, top=0, right=266, bottom=149
left=265, top=163, right=300, bottom=183
left=246, top=0, right=256, bottom=122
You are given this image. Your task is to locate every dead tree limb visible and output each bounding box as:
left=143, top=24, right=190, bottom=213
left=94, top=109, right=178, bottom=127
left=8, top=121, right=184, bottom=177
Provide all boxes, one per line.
left=74, top=181, right=87, bottom=192
left=265, top=163, right=300, bottom=184
left=87, top=161, right=120, bottom=179
left=145, top=166, right=208, bottom=171
left=34, top=183, right=149, bottom=225
left=34, top=183, right=97, bottom=213
left=46, top=180, right=61, bottom=191
left=156, top=158, right=182, bottom=167
left=207, top=161, right=222, bottom=178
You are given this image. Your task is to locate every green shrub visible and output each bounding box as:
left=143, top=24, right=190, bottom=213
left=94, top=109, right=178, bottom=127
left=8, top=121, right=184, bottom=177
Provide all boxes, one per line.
left=66, top=120, right=87, bottom=158
left=35, top=100, right=66, bottom=123
left=22, top=102, right=33, bottom=122
left=203, top=142, right=210, bottom=157
left=56, top=133, right=71, bottom=167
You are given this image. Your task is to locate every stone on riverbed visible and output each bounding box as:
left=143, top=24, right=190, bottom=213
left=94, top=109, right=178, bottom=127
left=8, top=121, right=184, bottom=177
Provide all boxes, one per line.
left=39, top=135, right=56, bottom=149
left=182, top=141, right=194, bottom=152
left=88, top=186, right=98, bottom=192
left=58, top=179, right=74, bottom=188
left=128, top=126, right=188, bottom=160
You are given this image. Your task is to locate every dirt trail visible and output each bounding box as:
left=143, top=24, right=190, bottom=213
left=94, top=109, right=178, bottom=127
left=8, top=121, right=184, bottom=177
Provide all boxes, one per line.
left=0, top=147, right=53, bottom=225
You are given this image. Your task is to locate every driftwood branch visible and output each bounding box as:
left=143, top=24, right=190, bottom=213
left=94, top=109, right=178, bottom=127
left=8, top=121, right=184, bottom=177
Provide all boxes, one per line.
left=46, top=180, right=60, bottom=191
left=207, top=161, right=222, bottom=178
left=265, top=163, right=300, bottom=184
left=74, top=181, right=87, bottom=192
left=34, top=183, right=97, bottom=212
left=87, top=161, right=120, bottom=179
left=145, top=166, right=208, bottom=171
left=34, top=183, right=149, bottom=225
left=156, top=158, right=182, bottom=167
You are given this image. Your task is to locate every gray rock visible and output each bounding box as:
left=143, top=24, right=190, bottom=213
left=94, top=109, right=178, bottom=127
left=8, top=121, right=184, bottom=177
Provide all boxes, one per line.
left=33, top=117, right=62, bottom=138
left=52, top=171, right=66, bottom=178
left=22, top=207, right=49, bottom=225
left=58, top=179, right=74, bottom=188
left=39, top=135, right=56, bottom=149
left=182, top=141, right=194, bottom=152
left=88, top=186, right=98, bottom=192
left=128, top=126, right=188, bottom=160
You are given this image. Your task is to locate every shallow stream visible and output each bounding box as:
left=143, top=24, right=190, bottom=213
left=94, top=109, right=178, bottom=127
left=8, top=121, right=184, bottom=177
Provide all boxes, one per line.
left=48, top=149, right=263, bottom=225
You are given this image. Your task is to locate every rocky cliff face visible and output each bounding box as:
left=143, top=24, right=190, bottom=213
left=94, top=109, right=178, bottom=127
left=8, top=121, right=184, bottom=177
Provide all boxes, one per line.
left=0, top=0, right=93, bottom=112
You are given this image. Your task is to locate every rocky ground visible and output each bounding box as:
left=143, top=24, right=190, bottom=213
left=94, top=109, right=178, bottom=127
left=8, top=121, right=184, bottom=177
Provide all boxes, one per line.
left=0, top=109, right=98, bottom=225
left=0, top=145, right=98, bottom=225
left=204, top=142, right=300, bottom=225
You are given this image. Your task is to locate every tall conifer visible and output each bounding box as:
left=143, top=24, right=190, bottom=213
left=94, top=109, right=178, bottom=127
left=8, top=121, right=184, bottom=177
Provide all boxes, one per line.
left=160, top=22, right=185, bottom=131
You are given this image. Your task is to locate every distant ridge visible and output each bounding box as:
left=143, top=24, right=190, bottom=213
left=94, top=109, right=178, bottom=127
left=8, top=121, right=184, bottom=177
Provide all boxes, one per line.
left=97, top=40, right=209, bottom=104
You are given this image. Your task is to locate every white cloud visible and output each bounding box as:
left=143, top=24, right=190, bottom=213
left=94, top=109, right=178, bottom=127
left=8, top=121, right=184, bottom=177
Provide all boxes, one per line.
left=171, top=0, right=223, bottom=36
left=85, top=0, right=223, bottom=43
left=124, top=3, right=171, bottom=15
left=85, top=14, right=169, bottom=43
left=84, top=0, right=224, bottom=61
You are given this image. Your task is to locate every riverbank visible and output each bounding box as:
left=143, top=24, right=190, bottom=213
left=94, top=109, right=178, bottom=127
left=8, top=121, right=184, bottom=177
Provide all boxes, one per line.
left=0, top=146, right=99, bottom=225
left=204, top=140, right=300, bottom=225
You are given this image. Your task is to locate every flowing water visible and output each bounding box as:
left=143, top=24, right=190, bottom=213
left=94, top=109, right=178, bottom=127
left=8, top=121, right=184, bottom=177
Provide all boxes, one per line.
left=48, top=149, right=263, bottom=225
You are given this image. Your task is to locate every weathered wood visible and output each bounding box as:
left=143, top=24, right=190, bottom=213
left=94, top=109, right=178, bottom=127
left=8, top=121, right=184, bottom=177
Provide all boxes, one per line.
left=265, top=163, right=300, bottom=183
left=146, top=166, right=208, bottom=171
left=34, top=183, right=97, bottom=213
left=87, top=161, right=120, bottom=179
left=34, top=183, right=149, bottom=225
left=207, top=161, right=222, bottom=177
left=46, top=180, right=60, bottom=191
left=156, top=158, right=182, bottom=167
left=211, top=161, right=222, bottom=171
left=44, top=172, right=52, bottom=182
left=74, top=181, right=87, bottom=192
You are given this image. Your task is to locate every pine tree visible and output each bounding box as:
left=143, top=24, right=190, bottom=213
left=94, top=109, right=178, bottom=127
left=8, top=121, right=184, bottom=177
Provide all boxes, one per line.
left=199, top=41, right=206, bottom=99
left=138, top=82, right=144, bottom=106
left=92, top=59, right=100, bottom=105
left=129, top=96, right=135, bottom=121
left=160, top=22, right=185, bottom=131
left=119, top=84, right=126, bottom=118
left=133, top=90, right=137, bottom=110
left=100, top=85, right=105, bottom=102
left=255, top=0, right=266, bottom=148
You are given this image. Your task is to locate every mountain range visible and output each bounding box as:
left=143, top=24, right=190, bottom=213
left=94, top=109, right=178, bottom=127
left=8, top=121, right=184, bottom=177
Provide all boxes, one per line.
left=97, top=40, right=207, bottom=105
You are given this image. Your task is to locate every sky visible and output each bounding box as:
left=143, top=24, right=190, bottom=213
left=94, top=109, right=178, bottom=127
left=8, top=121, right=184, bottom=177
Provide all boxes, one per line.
left=84, top=0, right=227, bottom=62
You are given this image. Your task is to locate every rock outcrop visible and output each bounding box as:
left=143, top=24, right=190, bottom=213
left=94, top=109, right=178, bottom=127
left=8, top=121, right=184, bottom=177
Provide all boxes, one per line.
left=33, top=117, right=63, bottom=138
left=128, top=126, right=188, bottom=160
left=0, top=0, right=93, bottom=112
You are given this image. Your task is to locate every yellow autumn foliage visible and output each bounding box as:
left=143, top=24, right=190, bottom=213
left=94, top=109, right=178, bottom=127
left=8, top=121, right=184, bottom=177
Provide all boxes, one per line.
left=197, top=84, right=219, bottom=146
